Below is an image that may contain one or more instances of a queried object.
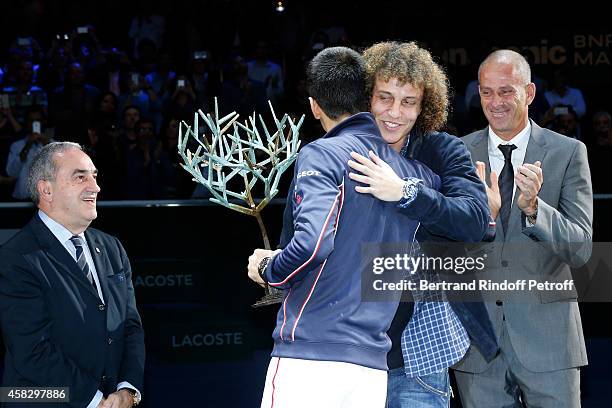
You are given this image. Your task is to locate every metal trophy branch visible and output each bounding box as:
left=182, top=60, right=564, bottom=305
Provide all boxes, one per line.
left=178, top=98, right=303, bottom=307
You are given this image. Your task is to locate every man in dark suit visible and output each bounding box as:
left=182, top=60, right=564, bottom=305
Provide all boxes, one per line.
left=454, top=49, right=592, bottom=407
left=0, top=142, right=144, bottom=407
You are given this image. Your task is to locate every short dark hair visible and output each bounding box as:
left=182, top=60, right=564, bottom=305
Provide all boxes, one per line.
left=307, top=46, right=367, bottom=120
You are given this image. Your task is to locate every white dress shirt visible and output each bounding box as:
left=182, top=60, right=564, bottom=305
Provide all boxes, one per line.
left=38, top=210, right=104, bottom=303
left=487, top=122, right=531, bottom=206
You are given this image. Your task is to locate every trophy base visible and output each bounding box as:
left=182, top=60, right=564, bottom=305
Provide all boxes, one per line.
left=251, top=291, right=284, bottom=308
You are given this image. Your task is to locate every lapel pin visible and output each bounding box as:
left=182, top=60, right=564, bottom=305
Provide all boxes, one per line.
left=95, top=247, right=101, bottom=253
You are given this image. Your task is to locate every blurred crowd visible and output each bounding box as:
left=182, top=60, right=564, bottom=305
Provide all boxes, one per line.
left=0, top=5, right=609, bottom=202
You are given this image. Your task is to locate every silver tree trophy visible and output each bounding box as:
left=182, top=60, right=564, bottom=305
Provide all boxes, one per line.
left=178, top=98, right=303, bottom=307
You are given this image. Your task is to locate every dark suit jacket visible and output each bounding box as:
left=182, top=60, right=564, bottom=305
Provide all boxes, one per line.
left=0, top=214, right=145, bottom=407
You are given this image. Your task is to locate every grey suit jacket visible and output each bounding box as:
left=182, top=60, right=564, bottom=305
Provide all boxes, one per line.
left=454, top=121, right=593, bottom=373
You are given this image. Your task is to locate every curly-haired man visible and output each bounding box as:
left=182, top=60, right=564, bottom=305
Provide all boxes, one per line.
left=348, top=41, right=499, bottom=408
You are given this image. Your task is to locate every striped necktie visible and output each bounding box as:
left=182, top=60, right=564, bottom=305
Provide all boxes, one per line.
left=70, top=235, right=98, bottom=292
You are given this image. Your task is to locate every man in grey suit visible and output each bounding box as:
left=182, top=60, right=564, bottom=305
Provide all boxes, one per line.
left=454, top=50, right=592, bottom=407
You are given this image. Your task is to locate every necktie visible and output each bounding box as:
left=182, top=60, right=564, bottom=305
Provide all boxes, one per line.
left=70, top=235, right=98, bottom=293
left=498, top=144, right=517, bottom=234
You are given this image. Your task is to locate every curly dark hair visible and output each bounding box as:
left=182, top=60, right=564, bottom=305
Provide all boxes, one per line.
left=363, top=41, right=448, bottom=133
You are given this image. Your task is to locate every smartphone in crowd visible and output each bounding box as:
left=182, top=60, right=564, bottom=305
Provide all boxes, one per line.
left=554, top=106, right=569, bottom=116
left=177, top=79, right=185, bottom=88
left=77, top=26, right=89, bottom=34
left=17, top=37, right=31, bottom=46
left=131, top=73, right=139, bottom=86
left=32, top=121, right=42, bottom=135
left=194, top=51, right=208, bottom=60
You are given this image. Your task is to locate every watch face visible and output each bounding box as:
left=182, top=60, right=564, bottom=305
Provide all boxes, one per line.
left=402, top=182, right=410, bottom=199
left=403, top=182, right=415, bottom=200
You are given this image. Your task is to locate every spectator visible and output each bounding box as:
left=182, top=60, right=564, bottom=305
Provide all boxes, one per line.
left=49, top=62, right=101, bottom=143
left=134, top=39, right=158, bottom=75
left=118, top=70, right=161, bottom=128
left=90, top=48, right=132, bottom=97
left=116, top=104, right=140, bottom=193
left=38, top=35, right=73, bottom=92
left=544, top=68, right=586, bottom=119
left=94, top=91, right=120, bottom=129
left=118, top=112, right=156, bottom=199
left=128, top=2, right=166, bottom=56
left=144, top=52, right=176, bottom=102
left=1, top=60, right=48, bottom=124
left=72, top=26, right=104, bottom=77
left=2, top=48, right=27, bottom=86
left=549, top=105, right=581, bottom=140
left=9, top=36, right=44, bottom=80
left=153, top=116, right=193, bottom=198
left=119, top=105, right=140, bottom=141
left=188, top=50, right=215, bottom=112
left=166, top=77, right=196, bottom=121
left=5, top=106, right=54, bottom=200
left=247, top=40, right=283, bottom=109
left=219, top=54, right=255, bottom=118
left=593, top=111, right=612, bottom=146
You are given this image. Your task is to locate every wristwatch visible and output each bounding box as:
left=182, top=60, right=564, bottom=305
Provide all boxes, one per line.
left=398, top=177, right=423, bottom=208
left=258, top=256, right=272, bottom=284
left=119, top=388, right=141, bottom=406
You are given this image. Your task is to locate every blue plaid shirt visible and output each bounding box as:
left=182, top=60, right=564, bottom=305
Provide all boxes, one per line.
left=397, top=136, right=471, bottom=377
left=401, top=255, right=470, bottom=377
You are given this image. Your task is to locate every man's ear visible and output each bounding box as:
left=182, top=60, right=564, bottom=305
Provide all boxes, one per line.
left=309, top=97, right=322, bottom=120
left=526, top=82, right=536, bottom=106
left=38, top=180, right=52, bottom=203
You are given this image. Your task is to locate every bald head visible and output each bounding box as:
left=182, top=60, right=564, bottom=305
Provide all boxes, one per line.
left=477, top=49, right=536, bottom=140
left=479, top=49, right=531, bottom=85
